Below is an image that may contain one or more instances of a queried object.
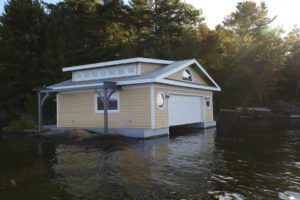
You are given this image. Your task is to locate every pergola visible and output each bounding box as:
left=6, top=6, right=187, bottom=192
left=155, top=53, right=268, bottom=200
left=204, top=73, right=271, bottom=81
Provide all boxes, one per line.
left=37, top=81, right=120, bottom=133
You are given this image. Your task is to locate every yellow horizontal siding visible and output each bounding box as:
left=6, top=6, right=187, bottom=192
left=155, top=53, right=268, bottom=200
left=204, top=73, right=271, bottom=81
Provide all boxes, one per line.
left=140, top=63, right=162, bottom=74
left=58, top=88, right=151, bottom=129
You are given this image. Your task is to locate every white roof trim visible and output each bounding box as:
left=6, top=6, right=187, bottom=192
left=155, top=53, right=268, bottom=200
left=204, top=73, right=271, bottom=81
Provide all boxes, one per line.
left=50, top=78, right=220, bottom=91
left=62, top=57, right=174, bottom=72
left=155, top=59, right=195, bottom=80
left=49, top=79, right=154, bottom=90
left=51, top=83, right=103, bottom=90
left=157, top=79, right=221, bottom=91
left=194, top=60, right=221, bottom=90
left=155, top=59, right=221, bottom=91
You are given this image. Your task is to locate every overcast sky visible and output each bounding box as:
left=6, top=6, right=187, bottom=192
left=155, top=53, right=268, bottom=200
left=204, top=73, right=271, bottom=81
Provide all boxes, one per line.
left=1, top=0, right=299, bottom=33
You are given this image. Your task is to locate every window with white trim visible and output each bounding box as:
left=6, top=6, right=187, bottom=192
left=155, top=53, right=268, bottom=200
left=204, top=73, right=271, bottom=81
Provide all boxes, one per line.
left=128, top=66, right=135, bottom=73
left=109, top=68, right=115, bottom=76
left=183, top=68, right=193, bottom=81
left=118, top=68, right=125, bottom=74
left=101, top=70, right=106, bottom=77
left=95, top=93, right=120, bottom=112
left=84, top=71, right=90, bottom=79
left=92, top=71, right=98, bottom=78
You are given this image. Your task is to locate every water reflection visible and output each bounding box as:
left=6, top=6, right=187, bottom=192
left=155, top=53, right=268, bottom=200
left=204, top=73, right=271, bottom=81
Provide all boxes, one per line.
left=0, top=120, right=299, bottom=200
left=49, top=128, right=217, bottom=199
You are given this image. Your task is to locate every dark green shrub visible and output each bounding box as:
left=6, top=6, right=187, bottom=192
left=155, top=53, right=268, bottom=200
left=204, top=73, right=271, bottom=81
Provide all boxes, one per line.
left=7, top=117, right=35, bottom=132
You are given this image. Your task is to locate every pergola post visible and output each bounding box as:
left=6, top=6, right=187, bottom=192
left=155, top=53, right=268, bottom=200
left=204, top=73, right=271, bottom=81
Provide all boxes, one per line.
left=38, top=90, right=42, bottom=133
left=103, top=88, right=108, bottom=133
left=38, top=81, right=119, bottom=134
left=94, top=81, right=119, bottom=134
left=37, top=88, right=50, bottom=133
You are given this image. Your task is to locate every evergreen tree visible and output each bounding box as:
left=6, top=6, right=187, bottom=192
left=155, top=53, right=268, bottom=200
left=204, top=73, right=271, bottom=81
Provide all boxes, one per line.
left=220, top=1, right=285, bottom=106
left=0, top=0, right=48, bottom=126
left=281, top=27, right=300, bottom=101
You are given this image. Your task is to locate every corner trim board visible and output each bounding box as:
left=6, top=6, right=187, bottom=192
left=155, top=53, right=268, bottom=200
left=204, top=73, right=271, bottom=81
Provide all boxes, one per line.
left=56, top=94, right=59, bottom=127
left=150, top=86, right=155, bottom=129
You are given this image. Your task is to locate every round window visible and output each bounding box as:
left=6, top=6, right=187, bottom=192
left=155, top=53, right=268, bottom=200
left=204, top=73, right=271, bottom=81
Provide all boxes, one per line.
left=182, top=69, right=192, bottom=81
left=156, top=92, right=165, bottom=109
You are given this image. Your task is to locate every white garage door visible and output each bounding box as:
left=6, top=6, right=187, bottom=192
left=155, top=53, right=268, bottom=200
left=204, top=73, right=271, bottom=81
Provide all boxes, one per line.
left=168, top=94, right=204, bottom=126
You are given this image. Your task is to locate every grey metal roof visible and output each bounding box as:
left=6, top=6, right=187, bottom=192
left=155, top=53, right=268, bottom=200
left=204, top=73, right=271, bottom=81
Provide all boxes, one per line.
left=48, top=60, right=193, bottom=89
left=62, top=57, right=174, bottom=72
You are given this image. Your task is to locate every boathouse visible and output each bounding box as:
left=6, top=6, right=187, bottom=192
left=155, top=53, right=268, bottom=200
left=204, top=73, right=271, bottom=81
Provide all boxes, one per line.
left=38, top=58, right=221, bottom=138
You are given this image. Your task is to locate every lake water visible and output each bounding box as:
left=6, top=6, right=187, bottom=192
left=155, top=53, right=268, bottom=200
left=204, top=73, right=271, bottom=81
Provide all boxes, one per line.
left=0, top=119, right=299, bottom=200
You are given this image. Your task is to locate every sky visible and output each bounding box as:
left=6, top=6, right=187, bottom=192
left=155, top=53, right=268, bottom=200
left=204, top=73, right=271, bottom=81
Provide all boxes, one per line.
left=0, top=0, right=299, bottom=33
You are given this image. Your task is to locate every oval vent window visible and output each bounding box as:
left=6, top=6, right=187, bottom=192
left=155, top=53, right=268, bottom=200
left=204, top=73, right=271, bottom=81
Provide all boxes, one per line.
left=156, top=92, right=165, bottom=109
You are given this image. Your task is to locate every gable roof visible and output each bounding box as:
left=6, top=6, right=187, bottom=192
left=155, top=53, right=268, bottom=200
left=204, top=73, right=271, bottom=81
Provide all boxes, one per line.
left=62, top=57, right=174, bottom=72
left=48, top=59, right=221, bottom=92
left=157, top=59, right=221, bottom=91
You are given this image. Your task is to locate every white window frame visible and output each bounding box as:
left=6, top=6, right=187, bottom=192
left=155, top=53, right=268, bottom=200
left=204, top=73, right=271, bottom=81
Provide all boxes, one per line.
left=182, top=68, right=194, bottom=82
left=94, top=92, right=120, bottom=113
left=156, top=91, right=166, bottom=110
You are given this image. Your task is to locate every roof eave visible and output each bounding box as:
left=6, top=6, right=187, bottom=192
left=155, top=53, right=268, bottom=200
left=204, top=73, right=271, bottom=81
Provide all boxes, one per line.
left=62, top=57, right=174, bottom=72
left=48, top=79, right=220, bottom=92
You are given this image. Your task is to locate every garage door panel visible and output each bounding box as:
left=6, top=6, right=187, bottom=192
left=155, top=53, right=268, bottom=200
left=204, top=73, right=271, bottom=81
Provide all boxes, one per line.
left=168, top=94, right=203, bottom=126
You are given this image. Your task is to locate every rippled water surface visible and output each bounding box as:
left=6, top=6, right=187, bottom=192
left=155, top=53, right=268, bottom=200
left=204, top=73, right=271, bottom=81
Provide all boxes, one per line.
left=0, top=119, right=300, bottom=200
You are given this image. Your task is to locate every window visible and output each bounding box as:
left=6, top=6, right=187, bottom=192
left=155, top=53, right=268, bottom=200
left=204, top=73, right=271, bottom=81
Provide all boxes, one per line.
left=205, top=96, right=211, bottom=109
left=101, top=70, right=106, bottom=77
left=92, top=70, right=98, bottom=78
left=109, top=69, right=115, bottom=76
left=84, top=71, right=90, bottom=78
left=156, top=91, right=166, bottom=109
left=95, top=93, right=119, bottom=112
left=183, top=69, right=193, bottom=81
left=76, top=72, right=83, bottom=80
left=118, top=68, right=125, bottom=75
left=128, top=66, right=135, bottom=73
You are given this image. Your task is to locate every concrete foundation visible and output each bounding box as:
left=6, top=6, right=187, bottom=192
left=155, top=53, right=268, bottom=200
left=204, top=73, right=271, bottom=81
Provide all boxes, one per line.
left=86, top=127, right=170, bottom=138
left=197, top=121, right=217, bottom=128
left=44, top=125, right=169, bottom=139
left=44, top=121, right=216, bottom=139
left=175, top=121, right=217, bottom=129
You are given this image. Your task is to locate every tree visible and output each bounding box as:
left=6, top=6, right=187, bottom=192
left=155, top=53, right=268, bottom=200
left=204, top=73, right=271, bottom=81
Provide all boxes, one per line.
left=128, top=0, right=204, bottom=58
left=281, top=26, right=300, bottom=101
left=0, top=0, right=49, bottom=127
left=224, top=1, right=276, bottom=47
left=218, top=1, right=285, bottom=107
